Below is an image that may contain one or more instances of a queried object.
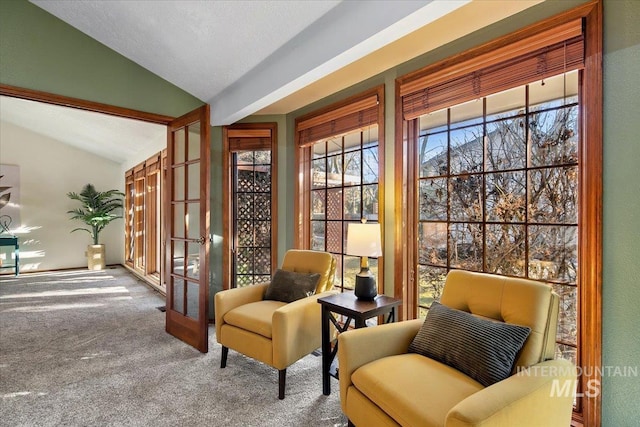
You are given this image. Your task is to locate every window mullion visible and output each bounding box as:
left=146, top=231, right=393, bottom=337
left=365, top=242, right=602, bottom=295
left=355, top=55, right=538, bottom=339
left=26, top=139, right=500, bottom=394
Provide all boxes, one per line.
left=360, top=130, right=365, bottom=220
left=446, top=108, right=452, bottom=272
left=524, top=84, right=531, bottom=279
left=482, top=97, right=488, bottom=273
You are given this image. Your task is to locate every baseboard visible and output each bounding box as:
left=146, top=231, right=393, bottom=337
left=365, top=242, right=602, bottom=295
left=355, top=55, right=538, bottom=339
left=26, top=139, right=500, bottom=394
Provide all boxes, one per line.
left=123, top=264, right=166, bottom=296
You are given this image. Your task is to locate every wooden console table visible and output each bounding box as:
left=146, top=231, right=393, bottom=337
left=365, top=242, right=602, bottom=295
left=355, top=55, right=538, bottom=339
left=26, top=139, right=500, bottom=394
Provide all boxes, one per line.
left=0, top=236, right=19, bottom=276
left=318, top=292, right=401, bottom=395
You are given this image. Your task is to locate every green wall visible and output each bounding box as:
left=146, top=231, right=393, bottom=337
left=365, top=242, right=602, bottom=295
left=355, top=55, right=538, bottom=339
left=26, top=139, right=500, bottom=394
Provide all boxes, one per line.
left=209, top=125, right=223, bottom=319
left=602, top=0, right=640, bottom=424
left=2, top=0, right=638, bottom=423
left=0, top=0, right=201, bottom=117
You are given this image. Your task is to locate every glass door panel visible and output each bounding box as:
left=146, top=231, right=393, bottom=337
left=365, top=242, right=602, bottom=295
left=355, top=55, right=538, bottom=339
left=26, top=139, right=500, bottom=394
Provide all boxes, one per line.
left=223, top=124, right=277, bottom=291
left=233, top=149, right=273, bottom=287
left=165, top=105, right=210, bottom=353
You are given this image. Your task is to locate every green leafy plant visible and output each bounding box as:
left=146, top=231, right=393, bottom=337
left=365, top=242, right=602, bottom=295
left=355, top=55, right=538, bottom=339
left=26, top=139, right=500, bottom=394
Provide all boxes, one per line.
left=67, top=184, right=124, bottom=245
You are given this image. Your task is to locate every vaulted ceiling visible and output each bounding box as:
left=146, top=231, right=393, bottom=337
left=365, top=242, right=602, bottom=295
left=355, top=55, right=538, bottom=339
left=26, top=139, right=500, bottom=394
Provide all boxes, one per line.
left=2, top=1, right=543, bottom=162
left=31, top=0, right=478, bottom=125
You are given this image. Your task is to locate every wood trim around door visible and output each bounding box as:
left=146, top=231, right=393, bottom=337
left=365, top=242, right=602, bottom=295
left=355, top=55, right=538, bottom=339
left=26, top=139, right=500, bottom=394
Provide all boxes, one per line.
left=0, top=84, right=175, bottom=125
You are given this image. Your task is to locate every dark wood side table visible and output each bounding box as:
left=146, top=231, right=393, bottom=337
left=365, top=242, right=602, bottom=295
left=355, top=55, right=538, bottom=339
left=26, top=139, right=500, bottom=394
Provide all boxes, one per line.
left=318, top=292, right=401, bottom=395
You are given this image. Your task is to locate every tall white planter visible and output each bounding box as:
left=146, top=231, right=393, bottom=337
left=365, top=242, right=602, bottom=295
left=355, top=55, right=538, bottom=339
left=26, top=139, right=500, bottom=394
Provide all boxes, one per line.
left=87, top=244, right=106, bottom=270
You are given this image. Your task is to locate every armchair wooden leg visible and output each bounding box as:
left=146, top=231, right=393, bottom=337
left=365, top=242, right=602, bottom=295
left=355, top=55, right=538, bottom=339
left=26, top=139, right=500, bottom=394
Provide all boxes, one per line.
left=221, top=346, right=228, bottom=369
left=278, top=369, right=286, bottom=400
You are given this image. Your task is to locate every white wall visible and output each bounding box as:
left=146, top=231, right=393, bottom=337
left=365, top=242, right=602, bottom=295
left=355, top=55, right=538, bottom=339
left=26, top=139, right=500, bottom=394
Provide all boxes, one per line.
left=1, top=121, right=124, bottom=271
left=120, top=137, right=166, bottom=174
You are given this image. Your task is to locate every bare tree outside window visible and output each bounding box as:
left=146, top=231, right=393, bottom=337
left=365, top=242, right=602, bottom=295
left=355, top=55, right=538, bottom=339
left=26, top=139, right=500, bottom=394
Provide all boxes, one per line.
left=416, top=71, right=579, bottom=364
left=310, top=125, right=379, bottom=292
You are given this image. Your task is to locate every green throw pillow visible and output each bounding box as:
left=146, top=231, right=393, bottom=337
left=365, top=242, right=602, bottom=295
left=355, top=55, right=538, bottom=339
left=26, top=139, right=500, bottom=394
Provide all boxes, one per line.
left=264, top=269, right=321, bottom=303
left=408, top=301, right=531, bottom=387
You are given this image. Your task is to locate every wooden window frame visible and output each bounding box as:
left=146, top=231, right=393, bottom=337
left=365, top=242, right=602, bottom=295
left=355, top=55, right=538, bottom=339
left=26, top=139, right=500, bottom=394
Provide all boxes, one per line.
left=133, top=163, right=146, bottom=272
left=125, top=169, right=135, bottom=268
left=123, top=151, right=166, bottom=287
left=145, top=152, right=162, bottom=279
left=294, top=86, right=385, bottom=290
left=394, top=2, right=602, bottom=425
left=222, top=123, right=278, bottom=290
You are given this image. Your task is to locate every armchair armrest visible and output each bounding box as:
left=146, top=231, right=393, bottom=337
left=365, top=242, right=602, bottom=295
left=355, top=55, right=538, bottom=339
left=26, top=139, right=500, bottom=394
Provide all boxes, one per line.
left=337, top=319, right=423, bottom=412
left=446, top=359, right=577, bottom=427
left=214, top=283, right=269, bottom=340
left=272, top=290, right=339, bottom=369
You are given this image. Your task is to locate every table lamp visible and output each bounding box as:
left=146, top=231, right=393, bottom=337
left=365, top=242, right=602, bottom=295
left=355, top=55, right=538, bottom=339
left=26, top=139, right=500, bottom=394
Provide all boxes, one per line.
left=346, top=220, right=382, bottom=300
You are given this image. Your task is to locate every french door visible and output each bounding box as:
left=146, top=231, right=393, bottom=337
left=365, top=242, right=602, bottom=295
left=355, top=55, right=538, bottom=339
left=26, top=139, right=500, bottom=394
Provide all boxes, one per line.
left=165, top=105, right=210, bottom=352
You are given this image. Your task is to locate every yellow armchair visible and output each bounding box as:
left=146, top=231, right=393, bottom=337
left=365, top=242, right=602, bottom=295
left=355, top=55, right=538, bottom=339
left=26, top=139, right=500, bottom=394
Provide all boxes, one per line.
left=338, top=270, right=577, bottom=426
left=215, top=249, right=337, bottom=399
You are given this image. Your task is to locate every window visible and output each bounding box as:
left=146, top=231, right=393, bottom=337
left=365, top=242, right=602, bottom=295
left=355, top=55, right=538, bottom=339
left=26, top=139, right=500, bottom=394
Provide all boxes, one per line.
left=222, top=123, right=277, bottom=289
left=134, top=166, right=145, bottom=271
left=144, top=154, right=162, bottom=279
left=125, top=173, right=135, bottom=267
left=295, top=87, right=384, bottom=292
left=310, top=125, right=379, bottom=291
left=124, top=151, right=166, bottom=286
left=416, top=71, right=579, bottom=361
left=396, top=4, right=602, bottom=425
left=232, top=149, right=273, bottom=286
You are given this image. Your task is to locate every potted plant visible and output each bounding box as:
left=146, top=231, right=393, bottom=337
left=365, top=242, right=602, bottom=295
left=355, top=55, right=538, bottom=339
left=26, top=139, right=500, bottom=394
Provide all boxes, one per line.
left=67, top=184, right=124, bottom=270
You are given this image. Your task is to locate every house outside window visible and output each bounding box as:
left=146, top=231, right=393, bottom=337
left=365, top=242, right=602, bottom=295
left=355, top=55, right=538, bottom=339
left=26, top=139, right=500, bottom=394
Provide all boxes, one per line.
left=416, top=71, right=579, bottom=365
left=309, top=125, right=379, bottom=291
left=295, top=87, right=385, bottom=293
left=395, top=7, right=602, bottom=423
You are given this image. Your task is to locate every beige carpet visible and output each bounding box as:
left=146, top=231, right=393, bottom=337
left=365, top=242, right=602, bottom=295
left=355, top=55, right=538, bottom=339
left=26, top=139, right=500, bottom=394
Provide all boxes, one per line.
left=0, top=267, right=347, bottom=426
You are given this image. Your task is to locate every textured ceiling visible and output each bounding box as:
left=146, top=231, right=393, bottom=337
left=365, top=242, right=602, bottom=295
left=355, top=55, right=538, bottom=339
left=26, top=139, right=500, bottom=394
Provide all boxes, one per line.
left=4, top=1, right=544, bottom=163
left=31, top=0, right=342, bottom=111
left=31, top=0, right=471, bottom=125
left=0, top=95, right=165, bottom=164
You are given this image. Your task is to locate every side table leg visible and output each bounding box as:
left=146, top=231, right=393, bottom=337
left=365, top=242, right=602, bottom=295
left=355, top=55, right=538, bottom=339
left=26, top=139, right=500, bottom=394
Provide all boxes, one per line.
left=15, top=243, right=19, bottom=276
left=321, top=305, right=331, bottom=395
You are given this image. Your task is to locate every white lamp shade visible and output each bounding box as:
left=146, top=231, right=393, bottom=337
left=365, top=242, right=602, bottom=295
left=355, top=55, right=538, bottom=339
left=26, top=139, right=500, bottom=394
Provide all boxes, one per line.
left=346, top=223, right=382, bottom=257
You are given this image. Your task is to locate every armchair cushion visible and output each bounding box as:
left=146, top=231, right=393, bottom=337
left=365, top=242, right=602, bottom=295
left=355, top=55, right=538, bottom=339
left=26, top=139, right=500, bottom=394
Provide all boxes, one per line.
left=352, top=353, right=483, bottom=427
left=224, top=300, right=286, bottom=339
left=264, top=269, right=321, bottom=303
left=408, top=302, right=531, bottom=387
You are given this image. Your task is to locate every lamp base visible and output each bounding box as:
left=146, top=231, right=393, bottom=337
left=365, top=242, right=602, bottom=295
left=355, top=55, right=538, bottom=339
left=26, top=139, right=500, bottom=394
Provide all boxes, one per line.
left=354, top=271, right=377, bottom=300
